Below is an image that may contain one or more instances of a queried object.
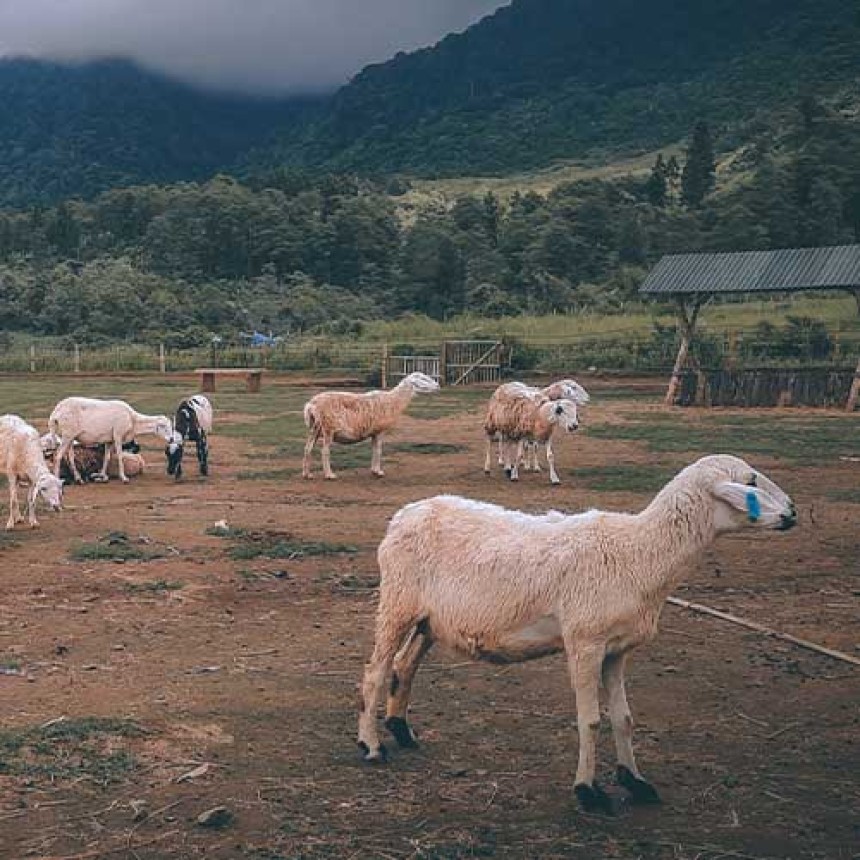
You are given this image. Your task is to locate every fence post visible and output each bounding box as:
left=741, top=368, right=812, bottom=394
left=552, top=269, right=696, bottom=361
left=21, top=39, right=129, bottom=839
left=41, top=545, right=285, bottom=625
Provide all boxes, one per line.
left=381, top=344, right=388, bottom=389
left=439, top=341, right=448, bottom=387
left=159, top=343, right=166, bottom=374
left=116, top=346, right=121, bottom=372
left=30, top=344, right=35, bottom=373
left=74, top=343, right=81, bottom=373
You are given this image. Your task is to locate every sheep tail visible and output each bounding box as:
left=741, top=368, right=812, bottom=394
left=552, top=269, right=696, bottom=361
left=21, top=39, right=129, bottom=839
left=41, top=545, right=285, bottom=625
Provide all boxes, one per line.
left=303, top=402, right=318, bottom=429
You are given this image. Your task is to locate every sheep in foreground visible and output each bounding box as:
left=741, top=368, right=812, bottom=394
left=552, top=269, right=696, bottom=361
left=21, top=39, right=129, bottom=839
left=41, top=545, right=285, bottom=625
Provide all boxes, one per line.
left=485, top=379, right=589, bottom=482
left=166, top=395, right=213, bottom=480
left=357, top=454, right=797, bottom=813
left=1, top=415, right=63, bottom=530
left=49, top=397, right=172, bottom=484
left=302, top=372, right=439, bottom=480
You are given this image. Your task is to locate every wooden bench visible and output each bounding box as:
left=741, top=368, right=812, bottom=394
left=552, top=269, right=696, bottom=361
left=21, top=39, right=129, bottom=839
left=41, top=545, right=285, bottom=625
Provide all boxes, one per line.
left=196, top=368, right=265, bottom=393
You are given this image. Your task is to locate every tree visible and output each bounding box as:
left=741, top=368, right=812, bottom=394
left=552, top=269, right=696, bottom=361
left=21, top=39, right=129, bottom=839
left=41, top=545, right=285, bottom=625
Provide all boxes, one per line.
left=681, top=121, right=716, bottom=207
left=645, top=154, right=668, bottom=207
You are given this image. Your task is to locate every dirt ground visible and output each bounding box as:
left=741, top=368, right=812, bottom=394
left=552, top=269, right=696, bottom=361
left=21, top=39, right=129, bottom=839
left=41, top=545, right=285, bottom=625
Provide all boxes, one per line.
left=0, top=375, right=857, bottom=860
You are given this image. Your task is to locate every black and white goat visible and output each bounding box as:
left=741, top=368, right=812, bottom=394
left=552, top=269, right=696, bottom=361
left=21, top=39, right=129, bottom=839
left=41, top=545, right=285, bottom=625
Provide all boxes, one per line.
left=166, top=395, right=213, bottom=479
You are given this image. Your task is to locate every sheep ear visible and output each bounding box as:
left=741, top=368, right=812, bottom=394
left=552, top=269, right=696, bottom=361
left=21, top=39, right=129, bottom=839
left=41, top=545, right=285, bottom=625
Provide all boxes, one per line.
left=714, top=481, right=761, bottom=521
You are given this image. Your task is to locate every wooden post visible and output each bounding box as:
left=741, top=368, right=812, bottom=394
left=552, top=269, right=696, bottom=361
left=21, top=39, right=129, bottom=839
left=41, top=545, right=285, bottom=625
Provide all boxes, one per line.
left=29, top=344, right=35, bottom=373
left=664, top=298, right=702, bottom=406
left=439, top=341, right=448, bottom=387
left=159, top=343, right=166, bottom=374
left=74, top=343, right=81, bottom=373
left=381, top=344, right=389, bottom=389
left=846, top=356, right=860, bottom=412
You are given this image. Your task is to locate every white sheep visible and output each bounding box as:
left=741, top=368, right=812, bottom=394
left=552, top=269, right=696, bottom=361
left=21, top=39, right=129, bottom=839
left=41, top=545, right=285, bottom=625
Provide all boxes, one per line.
left=49, top=397, right=172, bottom=484
left=302, top=372, right=440, bottom=480
left=357, top=454, right=797, bottom=813
left=485, top=379, right=589, bottom=483
left=1, top=415, right=64, bottom=530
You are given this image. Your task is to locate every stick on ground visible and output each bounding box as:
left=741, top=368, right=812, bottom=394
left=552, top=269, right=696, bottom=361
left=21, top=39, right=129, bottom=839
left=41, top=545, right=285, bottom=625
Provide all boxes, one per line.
left=667, top=596, right=860, bottom=667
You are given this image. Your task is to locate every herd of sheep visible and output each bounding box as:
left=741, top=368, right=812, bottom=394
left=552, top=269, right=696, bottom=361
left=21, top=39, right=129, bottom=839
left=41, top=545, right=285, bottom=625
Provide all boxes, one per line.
left=0, top=373, right=798, bottom=815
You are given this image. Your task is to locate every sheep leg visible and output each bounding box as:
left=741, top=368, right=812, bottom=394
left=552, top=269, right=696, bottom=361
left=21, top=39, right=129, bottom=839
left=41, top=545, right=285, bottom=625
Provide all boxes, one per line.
left=197, top=432, right=209, bottom=476
left=26, top=483, right=39, bottom=528
left=529, top=441, right=542, bottom=472
left=384, top=620, right=434, bottom=748
left=6, top=473, right=21, bottom=529
left=357, top=614, right=417, bottom=762
left=509, top=440, right=523, bottom=481
left=302, top=429, right=319, bottom=479
left=321, top=434, right=337, bottom=480
left=497, top=436, right=505, bottom=466
left=370, top=435, right=384, bottom=477
left=114, top=434, right=128, bottom=483
left=483, top=436, right=493, bottom=474
left=546, top=438, right=561, bottom=485
left=567, top=641, right=614, bottom=814
left=603, top=653, right=661, bottom=805
left=57, top=439, right=83, bottom=484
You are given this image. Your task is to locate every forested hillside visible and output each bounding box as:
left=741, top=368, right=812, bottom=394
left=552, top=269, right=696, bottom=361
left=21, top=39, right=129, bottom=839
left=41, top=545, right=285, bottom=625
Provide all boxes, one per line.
left=0, top=59, right=314, bottom=207
left=248, top=0, right=860, bottom=175
left=1, top=0, right=858, bottom=205
left=1, top=105, right=857, bottom=347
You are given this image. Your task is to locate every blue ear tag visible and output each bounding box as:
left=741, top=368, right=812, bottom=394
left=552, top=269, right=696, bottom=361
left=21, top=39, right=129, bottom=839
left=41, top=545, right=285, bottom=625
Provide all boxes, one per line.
left=746, top=490, right=761, bottom=522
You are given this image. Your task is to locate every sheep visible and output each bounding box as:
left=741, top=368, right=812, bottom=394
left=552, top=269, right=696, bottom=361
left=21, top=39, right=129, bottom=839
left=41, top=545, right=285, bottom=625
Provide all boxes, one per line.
left=1, top=415, right=63, bottom=530
left=485, top=379, right=589, bottom=483
left=48, top=397, right=172, bottom=484
left=302, top=372, right=440, bottom=480
left=40, top=434, right=145, bottom=482
left=166, top=395, right=213, bottom=480
left=356, top=454, right=797, bottom=813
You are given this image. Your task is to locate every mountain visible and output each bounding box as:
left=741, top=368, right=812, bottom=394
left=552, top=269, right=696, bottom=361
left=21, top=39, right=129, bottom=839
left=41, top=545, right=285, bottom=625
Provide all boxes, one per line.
left=0, top=58, right=316, bottom=207
left=1, top=0, right=858, bottom=206
left=283, top=0, right=860, bottom=174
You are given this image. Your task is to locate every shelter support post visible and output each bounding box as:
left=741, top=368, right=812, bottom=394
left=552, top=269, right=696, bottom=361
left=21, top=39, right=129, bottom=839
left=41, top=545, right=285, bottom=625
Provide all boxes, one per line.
left=665, top=298, right=702, bottom=406
left=847, top=356, right=860, bottom=413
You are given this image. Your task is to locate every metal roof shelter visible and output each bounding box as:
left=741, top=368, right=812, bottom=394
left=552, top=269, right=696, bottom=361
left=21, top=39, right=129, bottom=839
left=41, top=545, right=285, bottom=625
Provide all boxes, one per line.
left=639, top=245, right=860, bottom=409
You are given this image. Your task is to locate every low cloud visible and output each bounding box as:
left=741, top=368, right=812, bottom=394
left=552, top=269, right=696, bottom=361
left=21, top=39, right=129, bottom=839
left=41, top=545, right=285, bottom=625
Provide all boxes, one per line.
left=0, top=0, right=506, bottom=94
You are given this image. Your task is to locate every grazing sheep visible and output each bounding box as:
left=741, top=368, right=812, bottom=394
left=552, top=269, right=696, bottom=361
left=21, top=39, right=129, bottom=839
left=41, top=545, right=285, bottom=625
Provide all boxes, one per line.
left=1, top=415, right=63, bottom=530
left=302, top=372, right=440, bottom=480
left=357, top=454, right=797, bottom=813
left=41, top=434, right=145, bottom=482
left=166, top=395, right=213, bottom=480
left=485, top=379, right=589, bottom=483
left=49, top=397, right=172, bottom=484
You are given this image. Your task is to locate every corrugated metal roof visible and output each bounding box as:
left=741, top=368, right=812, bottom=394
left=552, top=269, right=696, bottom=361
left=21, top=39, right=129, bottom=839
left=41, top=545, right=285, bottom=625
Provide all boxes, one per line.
left=640, top=245, right=860, bottom=295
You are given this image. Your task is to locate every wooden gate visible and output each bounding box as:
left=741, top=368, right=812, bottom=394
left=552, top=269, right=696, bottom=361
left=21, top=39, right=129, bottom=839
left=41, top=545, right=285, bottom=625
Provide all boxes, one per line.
left=384, top=340, right=505, bottom=387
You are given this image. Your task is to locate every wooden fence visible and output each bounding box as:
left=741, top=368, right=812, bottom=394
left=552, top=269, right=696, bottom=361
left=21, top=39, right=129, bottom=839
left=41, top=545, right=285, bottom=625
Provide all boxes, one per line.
left=676, top=367, right=857, bottom=408
left=385, top=340, right=505, bottom=387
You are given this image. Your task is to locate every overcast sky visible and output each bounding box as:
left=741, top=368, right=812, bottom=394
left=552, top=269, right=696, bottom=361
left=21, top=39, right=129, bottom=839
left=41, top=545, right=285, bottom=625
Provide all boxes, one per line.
left=0, top=1, right=506, bottom=94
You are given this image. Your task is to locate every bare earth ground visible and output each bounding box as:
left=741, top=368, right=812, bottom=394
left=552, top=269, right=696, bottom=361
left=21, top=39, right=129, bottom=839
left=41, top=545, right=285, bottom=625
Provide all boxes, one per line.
left=0, top=374, right=857, bottom=860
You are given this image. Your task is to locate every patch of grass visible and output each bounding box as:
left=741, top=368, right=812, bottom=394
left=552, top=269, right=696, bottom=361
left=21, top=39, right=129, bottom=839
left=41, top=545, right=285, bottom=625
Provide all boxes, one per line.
left=0, top=717, right=144, bottom=785
left=588, top=413, right=860, bottom=463
left=0, top=657, right=22, bottom=673
left=208, top=526, right=358, bottom=561
left=123, top=579, right=184, bottom=594
left=69, top=531, right=166, bottom=562
left=389, top=442, right=465, bottom=455
left=237, top=467, right=298, bottom=481
left=827, top=488, right=860, bottom=503
left=573, top=464, right=676, bottom=493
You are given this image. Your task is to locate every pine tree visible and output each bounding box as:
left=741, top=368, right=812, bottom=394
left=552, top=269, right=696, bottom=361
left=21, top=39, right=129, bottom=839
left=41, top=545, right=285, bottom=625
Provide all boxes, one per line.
left=645, top=154, right=668, bottom=207
left=681, top=121, right=716, bottom=207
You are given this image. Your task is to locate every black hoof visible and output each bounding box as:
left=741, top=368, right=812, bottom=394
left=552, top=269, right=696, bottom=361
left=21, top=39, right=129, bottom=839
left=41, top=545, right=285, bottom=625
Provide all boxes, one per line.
left=357, top=741, right=388, bottom=764
left=504, top=468, right=512, bottom=478
left=384, top=716, right=418, bottom=749
left=574, top=781, right=615, bottom=815
left=617, top=765, right=661, bottom=805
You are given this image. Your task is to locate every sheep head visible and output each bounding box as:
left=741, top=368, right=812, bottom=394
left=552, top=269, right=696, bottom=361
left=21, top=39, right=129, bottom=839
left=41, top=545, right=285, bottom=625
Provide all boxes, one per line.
left=165, top=430, right=184, bottom=478
left=152, top=416, right=174, bottom=441
left=544, top=378, right=590, bottom=405
left=543, top=399, right=579, bottom=433
left=35, top=473, right=63, bottom=511
left=692, top=455, right=797, bottom=534
left=402, top=372, right=440, bottom=394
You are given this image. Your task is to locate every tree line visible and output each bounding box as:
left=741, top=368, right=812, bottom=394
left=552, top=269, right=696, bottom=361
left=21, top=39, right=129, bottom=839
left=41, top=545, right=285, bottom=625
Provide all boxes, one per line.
left=0, top=111, right=857, bottom=347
